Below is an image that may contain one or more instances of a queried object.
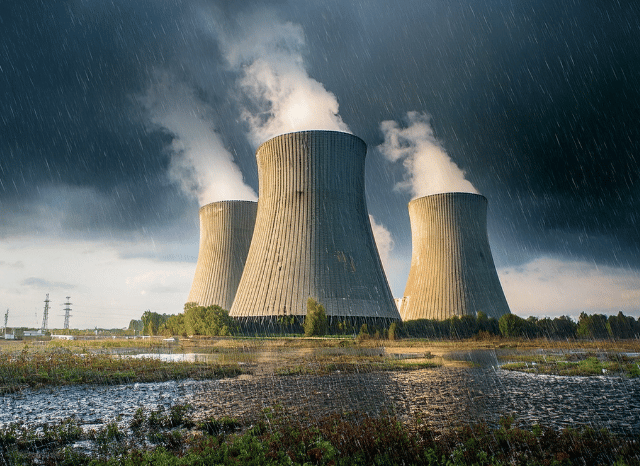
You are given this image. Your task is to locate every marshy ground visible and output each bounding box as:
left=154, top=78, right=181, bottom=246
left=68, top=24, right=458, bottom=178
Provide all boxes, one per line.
left=1, top=337, right=640, bottom=464
left=1, top=336, right=639, bottom=392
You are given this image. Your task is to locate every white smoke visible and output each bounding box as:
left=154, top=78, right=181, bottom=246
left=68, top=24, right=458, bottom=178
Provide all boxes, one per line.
left=209, top=9, right=350, bottom=146
left=369, top=214, right=394, bottom=272
left=138, top=72, right=257, bottom=206
left=379, top=111, right=478, bottom=199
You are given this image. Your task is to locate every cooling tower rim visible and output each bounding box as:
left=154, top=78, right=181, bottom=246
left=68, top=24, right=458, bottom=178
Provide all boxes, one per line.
left=256, top=130, right=364, bottom=154
left=199, top=200, right=258, bottom=211
left=409, top=192, right=487, bottom=205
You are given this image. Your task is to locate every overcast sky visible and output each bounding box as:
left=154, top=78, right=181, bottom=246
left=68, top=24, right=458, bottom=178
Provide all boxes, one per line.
left=1, top=0, right=639, bottom=329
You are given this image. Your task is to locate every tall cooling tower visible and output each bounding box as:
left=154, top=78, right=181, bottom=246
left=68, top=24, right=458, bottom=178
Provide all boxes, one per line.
left=399, top=192, right=510, bottom=321
left=230, top=130, right=400, bottom=322
left=187, top=200, right=258, bottom=311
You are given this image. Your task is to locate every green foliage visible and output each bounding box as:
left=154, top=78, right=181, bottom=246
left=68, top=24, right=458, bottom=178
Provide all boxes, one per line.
left=128, top=319, right=143, bottom=332
left=607, top=311, right=639, bottom=339
left=140, top=310, right=170, bottom=336
left=304, top=297, right=328, bottom=336
left=400, top=313, right=500, bottom=339
left=183, top=304, right=237, bottom=336
left=161, top=313, right=186, bottom=337
left=399, top=312, right=640, bottom=341
left=577, top=312, right=610, bottom=339
left=499, top=313, right=525, bottom=337
left=535, top=315, right=578, bottom=339
left=388, top=322, right=397, bottom=340
left=199, top=416, right=241, bottom=435
left=1, top=406, right=639, bottom=465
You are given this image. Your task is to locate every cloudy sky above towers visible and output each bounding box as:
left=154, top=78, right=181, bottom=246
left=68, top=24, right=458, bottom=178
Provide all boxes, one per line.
left=1, top=0, right=639, bottom=328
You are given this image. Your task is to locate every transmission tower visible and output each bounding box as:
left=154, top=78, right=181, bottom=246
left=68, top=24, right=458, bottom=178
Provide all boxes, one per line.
left=41, top=294, right=50, bottom=333
left=62, top=296, right=72, bottom=330
left=3, top=309, right=7, bottom=333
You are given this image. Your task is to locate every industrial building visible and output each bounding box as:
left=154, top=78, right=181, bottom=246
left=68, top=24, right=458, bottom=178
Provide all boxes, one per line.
left=187, top=200, right=258, bottom=310
left=397, top=192, right=510, bottom=321
left=229, top=130, right=400, bottom=324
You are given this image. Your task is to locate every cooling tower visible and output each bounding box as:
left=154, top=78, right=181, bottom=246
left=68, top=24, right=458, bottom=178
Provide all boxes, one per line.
left=399, top=192, right=510, bottom=321
left=230, top=130, right=400, bottom=322
left=187, top=200, right=258, bottom=310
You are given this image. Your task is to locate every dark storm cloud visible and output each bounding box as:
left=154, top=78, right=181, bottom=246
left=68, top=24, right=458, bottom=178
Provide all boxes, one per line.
left=286, top=0, right=640, bottom=266
left=2, top=2, right=169, bottom=209
left=1, top=0, right=638, bottom=271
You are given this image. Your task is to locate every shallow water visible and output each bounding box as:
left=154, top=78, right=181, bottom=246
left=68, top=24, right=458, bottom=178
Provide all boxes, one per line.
left=2, top=349, right=639, bottom=435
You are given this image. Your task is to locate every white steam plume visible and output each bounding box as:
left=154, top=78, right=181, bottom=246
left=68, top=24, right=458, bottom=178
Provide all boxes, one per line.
left=369, top=214, right=394, bottom=273
left=379, top=111, right=478, bottom=199
left=138, top=73, right=257, bottom=205
left=210, top=9, right=350, bottom=145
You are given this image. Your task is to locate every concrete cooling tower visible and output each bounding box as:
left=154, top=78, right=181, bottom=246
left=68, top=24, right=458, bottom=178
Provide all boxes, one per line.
left=187, top=200, right=258, bottom=311
left=230, top=130, right=400, bottom=323
left=398, top=192, right=510, bottom=321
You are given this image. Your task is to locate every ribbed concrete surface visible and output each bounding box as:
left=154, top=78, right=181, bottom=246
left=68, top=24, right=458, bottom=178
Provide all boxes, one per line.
left=399, top=192, right=510, bottom=321
left=187, top=201, right=257, bottom=311
left=230, top=131, right=400, bottom=320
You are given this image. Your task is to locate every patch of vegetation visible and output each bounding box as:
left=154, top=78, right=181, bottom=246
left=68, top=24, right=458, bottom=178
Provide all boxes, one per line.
left=500, top=353, right=640, bottom=377
left=304, top=298, right=329, bottom=337
left=0, top=347, right=247, bottom=392
left=1, top=405, right=638, bottom=465
left=274, top=359, right=440, bottom=376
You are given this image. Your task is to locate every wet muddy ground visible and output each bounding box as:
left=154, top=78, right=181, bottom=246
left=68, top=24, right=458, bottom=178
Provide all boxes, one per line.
left=1, top=348, right=639, bottom=436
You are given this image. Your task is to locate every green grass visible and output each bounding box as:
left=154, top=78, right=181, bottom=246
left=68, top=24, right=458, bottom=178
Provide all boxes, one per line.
left=500, top=354, right=640, bottom=377
left=274, top=356, right=441, bottom=376
left=0, top=348, right=246, bottom=392
left=2, top=405, right=638, bottom=465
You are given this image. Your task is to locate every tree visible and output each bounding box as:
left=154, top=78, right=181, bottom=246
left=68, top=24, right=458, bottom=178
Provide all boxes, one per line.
left=304, top=298, right=328, bottom=336
left=577, top=313, right=609, bottom=339
left=183, top=304, right=236, bottom=336
left=357, top=323, right=370, bottom=341
left=162, top=314, right=186, bottom=337
left=388, top=322, right=397, bottom=341
left=499, top=313, right=529, bottom=337
left=607, top=312, right=636, bottom=340
left=128, top=320, right=143, bottom=332
left=141, top=311, right=170, bottom=336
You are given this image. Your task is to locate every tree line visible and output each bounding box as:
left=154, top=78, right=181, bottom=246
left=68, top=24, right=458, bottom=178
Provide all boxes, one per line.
left=399, top=311, right=640, bottom=340
left=131, top=305, right=640, bottom=340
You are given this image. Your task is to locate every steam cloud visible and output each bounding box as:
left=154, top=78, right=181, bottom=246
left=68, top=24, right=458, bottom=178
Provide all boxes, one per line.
left=379, top=111, right=478, bottom=199
left=211, top=9, right=350, bottom=146
left=369, top=214, right=394, bottom=272
left=138, top=73, right=257, bottom=206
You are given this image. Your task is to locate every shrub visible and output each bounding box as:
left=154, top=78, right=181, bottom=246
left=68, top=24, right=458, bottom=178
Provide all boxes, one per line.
left=304, top=298, right=328, bottom=336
